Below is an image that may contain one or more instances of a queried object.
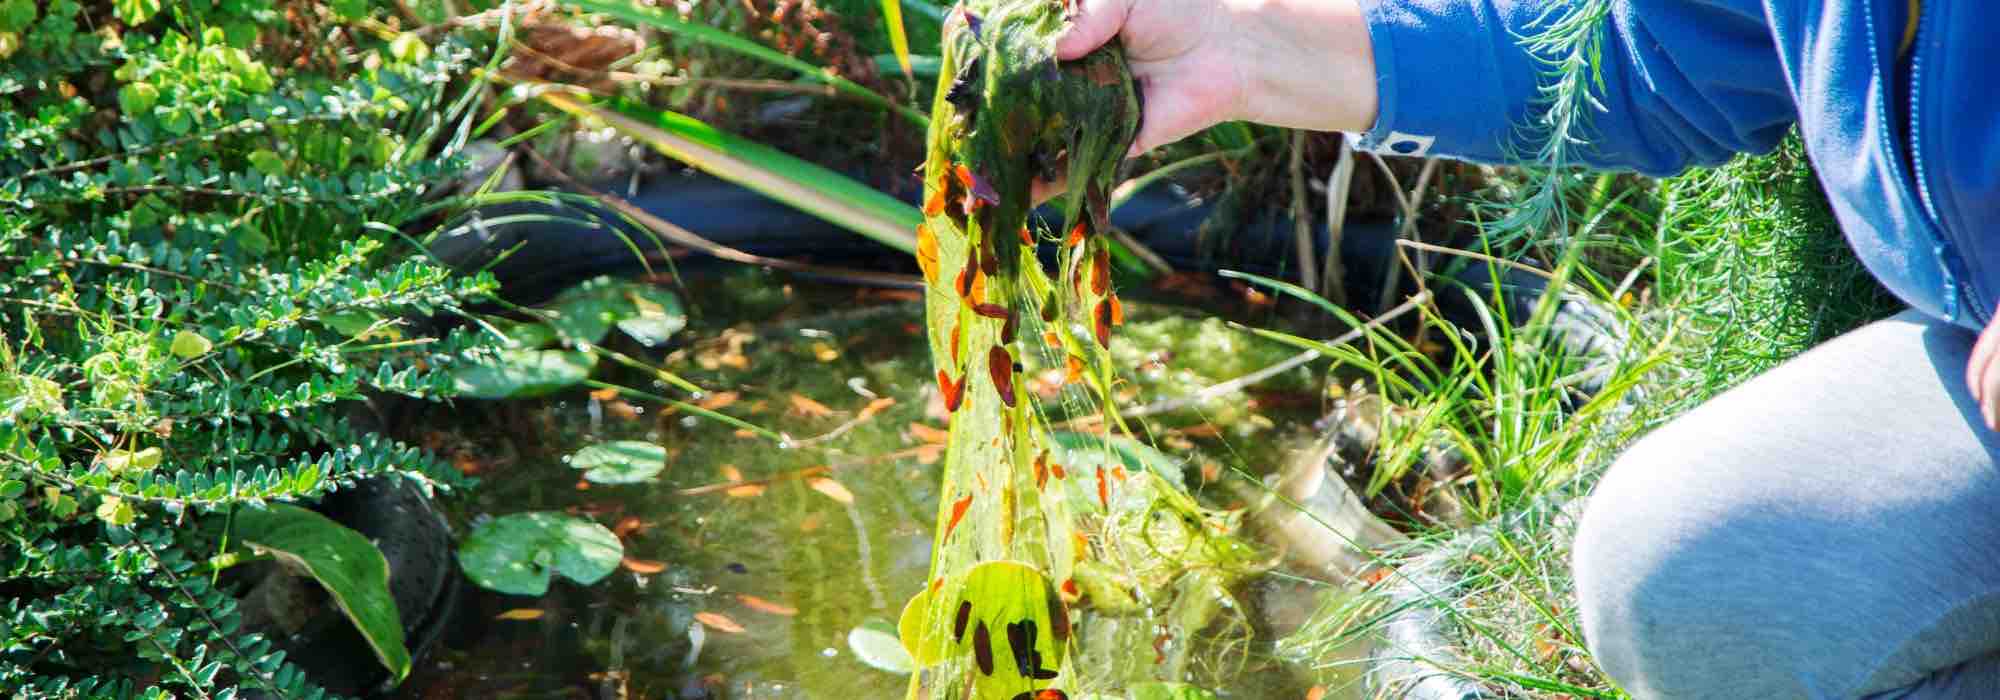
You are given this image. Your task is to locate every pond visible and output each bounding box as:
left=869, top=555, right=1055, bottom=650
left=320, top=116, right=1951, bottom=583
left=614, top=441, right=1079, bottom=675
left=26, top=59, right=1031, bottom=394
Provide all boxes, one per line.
left=395, top=267, right=1386, bottom=699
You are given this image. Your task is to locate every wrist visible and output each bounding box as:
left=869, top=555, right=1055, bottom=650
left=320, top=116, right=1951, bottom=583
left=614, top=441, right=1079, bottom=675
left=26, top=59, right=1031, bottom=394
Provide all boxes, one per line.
left=1227, top=0, right=1377, bottom=133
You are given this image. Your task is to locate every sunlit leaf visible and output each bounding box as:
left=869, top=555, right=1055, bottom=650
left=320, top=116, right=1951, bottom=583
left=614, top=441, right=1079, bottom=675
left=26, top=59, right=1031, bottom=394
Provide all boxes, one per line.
left=849, top=619, right=916, bottom=674
left=880, top=0, right=913, bottom=78
left=235, top=504, right=411, bottom=680
left=169, top=330, right=212, bottom=359
left=539, top=93, right=921, bottom=253
left=568, top=440, right=668, bottom=484
left=458, top=512, right=623, bottom=596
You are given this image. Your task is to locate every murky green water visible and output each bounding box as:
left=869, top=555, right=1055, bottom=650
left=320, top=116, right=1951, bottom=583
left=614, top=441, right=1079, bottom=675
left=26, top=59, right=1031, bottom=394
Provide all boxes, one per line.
left=399, top=268, right=1373, bottom=699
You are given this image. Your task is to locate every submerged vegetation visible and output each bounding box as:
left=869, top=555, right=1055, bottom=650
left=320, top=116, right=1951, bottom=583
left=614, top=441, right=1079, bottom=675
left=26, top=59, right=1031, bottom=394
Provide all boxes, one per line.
left=0, top=0, right=1894, bottom=698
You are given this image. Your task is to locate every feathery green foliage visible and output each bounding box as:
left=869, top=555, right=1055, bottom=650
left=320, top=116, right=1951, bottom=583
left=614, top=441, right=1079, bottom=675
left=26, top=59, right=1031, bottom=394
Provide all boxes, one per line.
left=0, top=1, right=509, bottom=695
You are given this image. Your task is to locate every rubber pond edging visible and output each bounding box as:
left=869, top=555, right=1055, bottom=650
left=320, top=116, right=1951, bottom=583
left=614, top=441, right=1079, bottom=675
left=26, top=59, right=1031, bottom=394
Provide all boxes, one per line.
left=422, top=171, right=1631, bottom=700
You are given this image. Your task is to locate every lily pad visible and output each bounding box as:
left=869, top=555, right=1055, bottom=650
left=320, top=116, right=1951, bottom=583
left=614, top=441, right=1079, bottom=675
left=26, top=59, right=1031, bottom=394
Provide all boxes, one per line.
left=545, top=276, right=686, bottom=347
left=613, top=284, right=687, bottom=347
left=568, top=441, right=668, bottom=484
left=847, top=619, right=916, bottom=674
left=451, top=349, right=595, bottom=399
left=234, top=504, right=411, bottom=681
left=457, top=512, right=623, bottom=596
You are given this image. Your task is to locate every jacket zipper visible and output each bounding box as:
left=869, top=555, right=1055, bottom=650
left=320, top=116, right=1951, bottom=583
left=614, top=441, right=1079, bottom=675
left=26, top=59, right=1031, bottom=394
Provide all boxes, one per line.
left=1900, top=0, right=1987, bottom=324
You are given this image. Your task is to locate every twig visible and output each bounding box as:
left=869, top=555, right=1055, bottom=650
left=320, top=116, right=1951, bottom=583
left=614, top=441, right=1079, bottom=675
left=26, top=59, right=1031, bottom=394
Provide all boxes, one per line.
left=1062, top=289, right=1432, bottom=426
left=1395, top=239, right=1557, bottom=282
left=1317, top=135, right=1356, bottom=306
left=1371, top=155, right=1440, bottom=315
left=1289, top=131, right=1319, bottom=292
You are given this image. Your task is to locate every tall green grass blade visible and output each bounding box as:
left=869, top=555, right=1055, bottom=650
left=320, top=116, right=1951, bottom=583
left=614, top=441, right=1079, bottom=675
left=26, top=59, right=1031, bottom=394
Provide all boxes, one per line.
left=881, top=0, right=913, bottom=78
left=562, top=0, right=928, bottom=125
left=539, top=92, right=920, bottom=253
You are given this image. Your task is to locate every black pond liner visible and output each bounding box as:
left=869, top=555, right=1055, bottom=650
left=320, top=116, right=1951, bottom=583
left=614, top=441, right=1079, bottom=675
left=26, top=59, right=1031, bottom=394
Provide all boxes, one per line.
left=278, top=172, right=1626, bottom=698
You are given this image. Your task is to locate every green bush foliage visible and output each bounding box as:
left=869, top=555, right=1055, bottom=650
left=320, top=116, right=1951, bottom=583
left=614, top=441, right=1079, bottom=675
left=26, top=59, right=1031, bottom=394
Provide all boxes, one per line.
left=0, top=1, right=507, bottom=696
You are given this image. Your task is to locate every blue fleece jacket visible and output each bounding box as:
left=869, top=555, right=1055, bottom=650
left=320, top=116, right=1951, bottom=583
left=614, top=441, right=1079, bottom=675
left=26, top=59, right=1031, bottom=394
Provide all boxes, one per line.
left=1354, top=0, right=1995, bottom=330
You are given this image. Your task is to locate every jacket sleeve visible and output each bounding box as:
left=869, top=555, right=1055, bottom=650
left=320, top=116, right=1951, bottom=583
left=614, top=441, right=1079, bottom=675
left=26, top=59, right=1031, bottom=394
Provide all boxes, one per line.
left=1352, top=0, right=1798, bottom=176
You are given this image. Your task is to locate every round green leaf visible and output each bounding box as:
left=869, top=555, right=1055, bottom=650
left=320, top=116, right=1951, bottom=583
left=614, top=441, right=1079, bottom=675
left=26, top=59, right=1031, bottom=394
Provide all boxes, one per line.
left=847, top=619, right=915, bottom=674
left=568, top=441, right=668, bottom=484
left=613, top=284, right=686, bottom=347
left=118, top=82, right=159, bottom=116
left=457, top=512, right=623, bottom=596
left=169, top=329, right=213, bottom=359
left=247, top=149, right=286, bottom=177
left=451, top=349, right=595, bottom=399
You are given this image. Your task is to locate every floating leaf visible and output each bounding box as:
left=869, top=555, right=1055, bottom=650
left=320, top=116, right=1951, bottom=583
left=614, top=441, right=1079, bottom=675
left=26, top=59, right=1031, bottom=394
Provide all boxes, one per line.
left=737, top=594, right=797, bottom=616
left=789, top=394, right=834, bottom=418
left=235, top=504, right=411, bottom=680
left=458, top=512, right=623, bottom=596
left=568, top=441, right=668, bottom=484
left=807, top=476, right=854, bottom=504
left=694, top=611, right=746, bottom=634
left=848, top=619, right=916, bottom=674
left=621, top=556, right=668, bottom=574
left=451, top=349, right=596, bottom=399
left=613, top=284, right=687, bottom=346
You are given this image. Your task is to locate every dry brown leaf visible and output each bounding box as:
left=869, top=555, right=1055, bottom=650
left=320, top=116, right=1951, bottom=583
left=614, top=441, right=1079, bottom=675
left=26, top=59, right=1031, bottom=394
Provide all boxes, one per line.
left=612, top=515, right=648, bottom=538
left=495, top=608, right=545, bottom=621
left=788, top=394, right=835, bottom=418
left=907, top=422, right=951, bottom=444
left=736, top=594, right=798, bottom=616
left=807, top=477, right=854, bottom=505
left=622, top=556, right=668, bottom=574
left=857, top=397, right=897, bottom=420
left=725, top=483, right=767, bottom=498
left=914, top=443, right=945, bottom=465
left=698, top=391, right=741, bottom=411
left=694, top=611, right=747, bottom=634
left=1179, top=422, right=1222, bottom=438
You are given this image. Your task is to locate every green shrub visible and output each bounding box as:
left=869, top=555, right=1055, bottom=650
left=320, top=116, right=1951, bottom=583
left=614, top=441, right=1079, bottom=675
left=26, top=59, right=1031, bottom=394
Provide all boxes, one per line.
left=0, top=1, right=507, bottom=696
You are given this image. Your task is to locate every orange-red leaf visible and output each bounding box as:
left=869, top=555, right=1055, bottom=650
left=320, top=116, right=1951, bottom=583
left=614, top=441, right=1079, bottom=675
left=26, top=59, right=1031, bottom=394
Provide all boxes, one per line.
left=694, top=611, right=747, bottom=634
left=807, top=477, right=855, bottom=505
left=944, top=493, right=974, bottom=540
left=988, top=345, right=1016, bottom=407
left=737, top=594, right=798, bottom=616
left=788, top=394, right=834, bottom=418
left=622, top=556, right=668, bottom=574
left=495, top=608, right=545, bottom=621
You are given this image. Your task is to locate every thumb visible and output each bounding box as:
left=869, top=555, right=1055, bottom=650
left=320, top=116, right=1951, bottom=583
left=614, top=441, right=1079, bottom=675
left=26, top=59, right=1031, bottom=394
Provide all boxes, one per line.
left=1055, top=0, right=1133, bottom=60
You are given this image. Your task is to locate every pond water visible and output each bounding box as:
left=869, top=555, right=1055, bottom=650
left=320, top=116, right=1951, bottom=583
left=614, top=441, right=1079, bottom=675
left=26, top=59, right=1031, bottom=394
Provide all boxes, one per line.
left=396, top=268, right=1381, bottom=700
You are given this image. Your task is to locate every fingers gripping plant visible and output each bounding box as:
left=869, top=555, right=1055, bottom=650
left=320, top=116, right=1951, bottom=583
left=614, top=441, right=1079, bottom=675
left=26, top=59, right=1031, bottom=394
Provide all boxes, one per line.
left=898, top=0, right=1139, bottom=698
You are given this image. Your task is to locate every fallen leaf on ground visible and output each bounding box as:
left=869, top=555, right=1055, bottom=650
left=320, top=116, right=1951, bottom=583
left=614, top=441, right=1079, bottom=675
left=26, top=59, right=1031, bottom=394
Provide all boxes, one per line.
left=495, top=608, right=545, bottom=621
left=622, top=556, right=668, bottom=574
left=694, top=611, right=747, bottom=634
left=788, top=394, right=835, bottom=418
left=737, top=594, right=798, bottom=616
left=807, top=476, right=854, bottom=505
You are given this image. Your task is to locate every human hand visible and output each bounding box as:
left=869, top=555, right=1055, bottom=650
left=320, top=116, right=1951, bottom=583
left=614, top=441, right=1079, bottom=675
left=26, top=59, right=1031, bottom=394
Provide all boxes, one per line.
left=1054, top=0, right=1379, bottom=156
left=1968, top=306, right=2000, bottom=431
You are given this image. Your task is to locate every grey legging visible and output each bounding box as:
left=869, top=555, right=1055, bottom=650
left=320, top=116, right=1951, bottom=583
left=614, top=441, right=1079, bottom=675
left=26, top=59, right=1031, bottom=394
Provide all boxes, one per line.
left=1574, top=310, right=2000, bottom=699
